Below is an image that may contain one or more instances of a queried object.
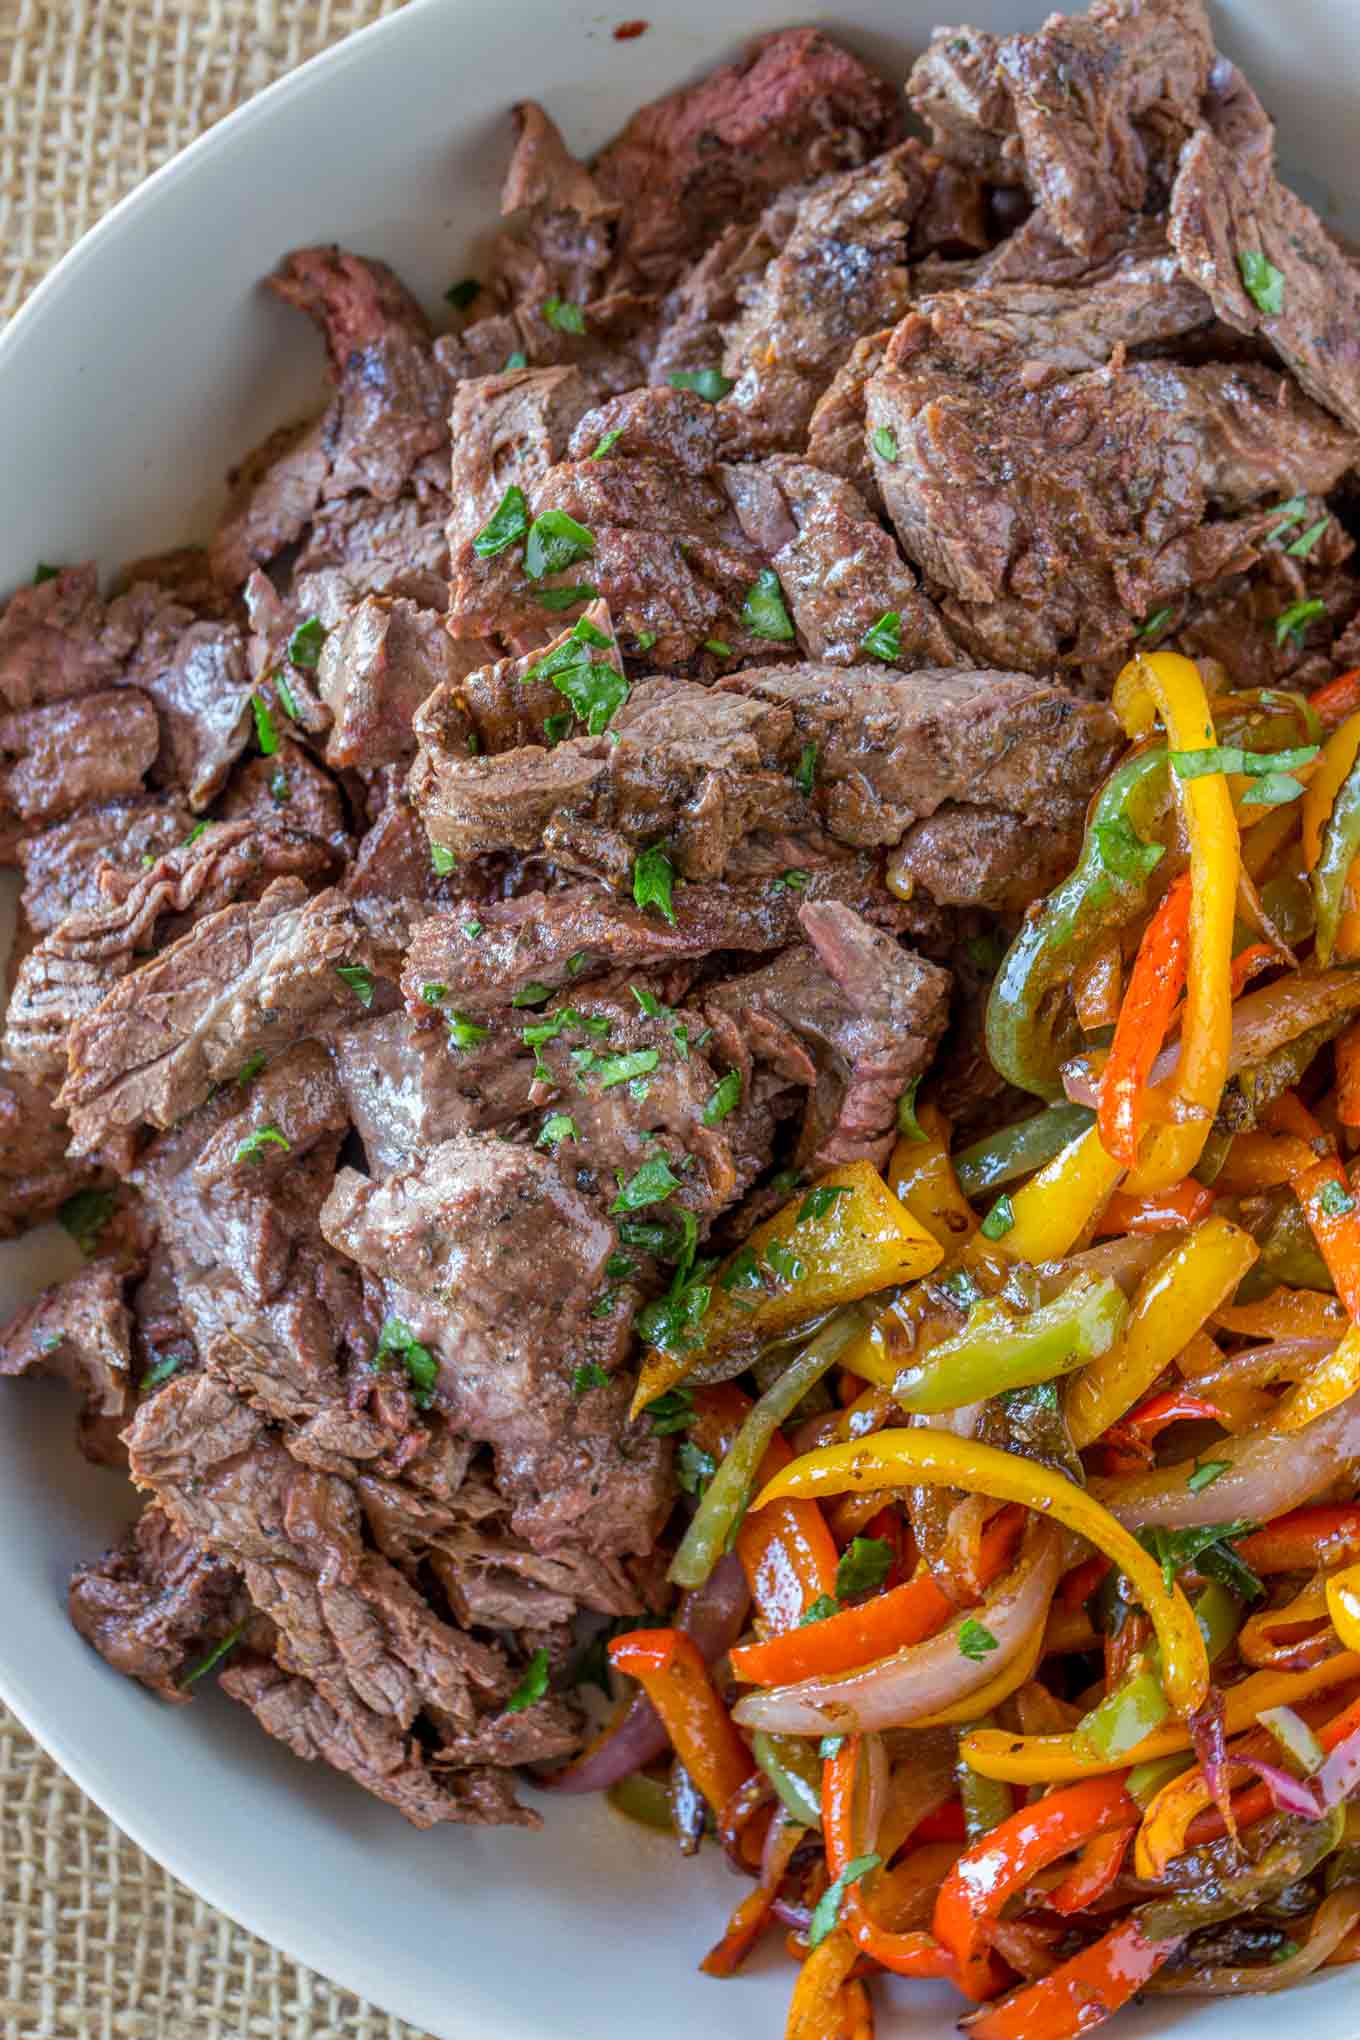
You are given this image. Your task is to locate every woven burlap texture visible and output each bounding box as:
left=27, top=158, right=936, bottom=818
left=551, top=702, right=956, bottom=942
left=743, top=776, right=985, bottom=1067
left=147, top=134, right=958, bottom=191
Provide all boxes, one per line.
left=0, top=12, right=439, bottom=2034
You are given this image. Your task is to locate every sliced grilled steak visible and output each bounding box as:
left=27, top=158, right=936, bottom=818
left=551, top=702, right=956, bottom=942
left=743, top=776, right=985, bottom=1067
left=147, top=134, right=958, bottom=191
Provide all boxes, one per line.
left=69, top=1504, right=247, bottom=1702
left=0, top=1065, right=97, bottom=1237
left=0, top=1259, right=133, bottom=1466
left=16, top=795, right=192, bottom=936
left=0, top=689, right=159, bottom=832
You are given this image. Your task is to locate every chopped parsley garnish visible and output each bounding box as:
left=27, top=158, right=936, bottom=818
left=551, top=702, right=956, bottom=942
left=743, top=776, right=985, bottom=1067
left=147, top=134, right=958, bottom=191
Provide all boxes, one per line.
left=634, top=630, right=658, bottom=651
left=1138, top=606, right=1173, bottom=639
left=1317, top=1179, right=1357, bottom=1219
left=871, top=425, right=898, bottom=463
left=591, top=1291, right=618, bottom=1319
left=611, top=1157, right=683, bottom=1213
left=799, top=1186, right=851, bottom=1224
left=860, top=610, right=901, bottom=663
left=1137, top=1522, right=1264, bottom=1602
left=420, top=982, right=448, bottom=1005
left=538, top=1113, right=577, bottom=1148
left=808, top=1854, right=882, bottom=1951
left=1274, top=598, right=1326, bottom=647
left=1093, top=814, right=1165, bottom=881
left=646, top=1388, right=694, bottom=1435
left=1287, top=515, right=1330, bottom=559
left=1187, top=1460, right=1230, bottom=1494
left=800, top=1593, right=840, bottom=1627
left=636, top=1255, right=716, bottom=1354
left=981, top=1194, right=1016, bottom=1240
left=543, top=296, right=586, bottom=335
left=270, top=769, right=291, bottom=804
left=511, top=981, right=554, bottom=1008
left=251, top=692, right=279, bottom=756
left=33, top=562, right=60, bottom=583
left=633, top=843, right=677, bottom=926
left=472, top=484, right=530, bottom=558
left=374, top=1317, right=437, bottom=1405
left=604, top=1251, right=635, bottom=1281
left=572, top=1362, right=608, bottom=1396
left=769, top=868, right=810, bottom=893
left=677, top=1440, right=718, bottom=1495
left=543, top=711, right=572, bottom=745
left=597, top=1049, right=660, bottom=1090
left=185, top=822, right=208, bottom=847
left=275, top=672, right=300, bottom=720
left=58, top=1187, right=117, bottom=1256
left=444, top=276, right=480, bottom=309
left=720, top=1245, right=762, bottom=1302
left=741, top=568, right=795, bottom=642
left=287, top=617, right=326, bottom=669
left=237, top=1051, right=266, bottom=1088
left=180, top=1620, right=248, bottom=1690
left=835, top=1537, right=893, bottom=1600
left=335, top=963, right=375, bottom=1007
left=448, top=1012, right=492, bottom=1051
left=958, top=1618, right=999, bottom=1661
left=524, top=508, right=595, bottom=581
left=591, top=428, right=623, bottom=460
left=668, top=368, right=734, bottom=403
left=939, top=1269, right=983, bottom=1310
left=1239, top=248, right=1285, bottom=316
left=504, top=350, right=528, bottom=371
left=896, top=1077, right=927, bottom=1141
left=234, top=1124, right=291, bottom=1164
left=703, top=639, right=732, bottom=658
left=1265, top=495, right=1308, bottom=542
left=463, top=919, right=483, bottom=939
left=1241, top=771, right=1308, bottom=808
left=140, top=1352, right=186, bottom=1394
left=793, top=742, right=817, bottom=796
left=703, top=1070, right=741, bottom=1125
left=765, top=1242, right=806, bottom=1286
left=506, top=1647, right=551, bottom=1711
left=533, top=583, right=599, bottom=611
left=1170, top=742, right=1318, bottom=781
left=553, top=656, right=628, bottom=735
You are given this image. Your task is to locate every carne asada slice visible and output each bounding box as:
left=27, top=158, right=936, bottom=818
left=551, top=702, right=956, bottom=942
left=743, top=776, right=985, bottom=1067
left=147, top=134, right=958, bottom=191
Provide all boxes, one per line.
left=0, top=1259, right=134, bottom=1466
left=69, top=1503, right=248, bottom=1702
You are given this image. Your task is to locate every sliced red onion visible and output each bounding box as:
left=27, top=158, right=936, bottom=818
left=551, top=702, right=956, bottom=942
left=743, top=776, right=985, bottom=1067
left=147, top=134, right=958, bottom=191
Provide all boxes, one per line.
left=1189, top=1688, right=1232, bottom=1830
left=718, top=1770, right=774, bottom=1874
left=548, top=1552, right=750, bottom=1793
left=1194, top=1337, right=1338, bottom=1392
left=1232, top=1756, right=1323, bottom=1821
left=1091, top=1388, right=1360, bottom=1531
left=1316, top=1720, right=1360, bottom=1810
left=1035, top=1235, right=1171, bottom=1301
left=731, top=1522, right=1061, bottom=1737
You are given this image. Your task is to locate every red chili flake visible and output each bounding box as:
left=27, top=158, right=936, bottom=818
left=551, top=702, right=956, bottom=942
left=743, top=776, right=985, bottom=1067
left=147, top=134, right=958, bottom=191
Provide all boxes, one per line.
left=613, top=18, right=649, bottom=37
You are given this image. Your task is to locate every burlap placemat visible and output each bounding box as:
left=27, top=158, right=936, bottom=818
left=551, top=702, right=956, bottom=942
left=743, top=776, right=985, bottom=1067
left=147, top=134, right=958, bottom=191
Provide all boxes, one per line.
left=0, top=15, right=436, bottom=2033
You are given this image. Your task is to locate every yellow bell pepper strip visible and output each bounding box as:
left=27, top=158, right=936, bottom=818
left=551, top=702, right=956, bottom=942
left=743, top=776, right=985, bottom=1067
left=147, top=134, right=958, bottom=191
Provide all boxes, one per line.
left=887, top=1102, right=976, bottom=1250
left=1326, top=1563, right=1360, bottom=1655
left=1304, top=709, right=1360, bottom=962
left=894, top=1274, right=1128, bottom=1415
left=669, top=1307, right=868, bottom=1589
left=1238, top=1576, right=1332, bottom=1669
left=1214, top=1289, right=1350, bottom=1340
left=997, top=1123, right=1124, bottom=1262
left=1277, top=1321, right=1360, bottom=1432
left=630, top=1160, right=940, bottom=1415
left=753, top=1430, right=1209, bottom=1717
left=785, top=1926, right=860, bottom=2040
left=961, top=1652, right=1360, bottom=1783
left=1111, top=652, right=1240, bottom=1191
left=953, top=1103, right=1097, bottom=1203
left=1065, top=1215, right=1259, bottom=1450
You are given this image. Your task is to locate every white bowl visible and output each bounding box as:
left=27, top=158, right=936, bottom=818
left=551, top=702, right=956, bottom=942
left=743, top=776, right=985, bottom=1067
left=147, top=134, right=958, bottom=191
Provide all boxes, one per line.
left=3, top=2, right=1360, bottom=2034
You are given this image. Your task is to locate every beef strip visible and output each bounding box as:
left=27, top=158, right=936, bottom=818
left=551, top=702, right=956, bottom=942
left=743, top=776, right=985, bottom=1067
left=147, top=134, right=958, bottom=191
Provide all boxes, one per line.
left=69, top=1503, right=247, bottom=1701
left=591, top=28, right=902, bottom=293
left=218, top=742, right=350, bottom=853
left=805, top=328, right=893, bottom=507
left=316, top=594, right=464, bottom=770
left=320, top=1135, right=672, bottom=1555
left=649, top=193, right=805, bottom=388
left=705, top=902, right=951, bottom=1170
left=125, top=611, right=255, bottom=809
left=56, top=878, right=394, bottom=1154
left=293, top=479, right=454, bottom=616
left=329, top=1010, right=526, bottom=1174
left=0, top=1259, right=133, bottom=1465
left=15, top=795, right=192, bottom=936
left=0, top=689, right=159, bottom=832
left=0, top=563, right=160, bottom=711
left=0, top=1064, right=96, bottom=1237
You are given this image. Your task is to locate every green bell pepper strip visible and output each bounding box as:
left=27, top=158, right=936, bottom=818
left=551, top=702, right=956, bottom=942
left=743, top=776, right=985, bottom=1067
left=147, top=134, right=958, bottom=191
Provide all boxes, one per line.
left=607, top=1772, right=674, bottom=1831
left=1127, top=1751, right=1196, bottom=1807
left=1078, top=1582, right=1242, bottom=1761
left=1233, top=1187, right=1336, bottom=1303
left=891, top=1274, right=1127, bottom=1415
left=1137, top=1806, right=1344, bottom=1943
left=1259, top=869, right=1316, bottom=947
left=753, top=1730, right=823, bottom=1829
left=986, top=747, right=1170, bottom=1099
left=953, top=1103, right=1096, bottom=1200
left=958, top=1720, right=1014, bottom=1842
left=1314, top=751, right=1360, bottom=964
left=669, top=1306, right=867, bottom=1590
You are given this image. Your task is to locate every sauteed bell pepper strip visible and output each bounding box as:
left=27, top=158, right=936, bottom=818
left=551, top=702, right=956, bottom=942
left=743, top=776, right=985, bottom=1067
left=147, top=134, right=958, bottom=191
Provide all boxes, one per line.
left=1214, top=1290, right=1349, bottom=1340
left=1110, top=653, right=1240, bottom=1193
left=933, top=1772, right=1139, bottom=2000
left=606, top=1630, right=753, bottom=1820
left=1093, top=1180, right=1215, bottom=1235
left=1326, top=1564, right=1360, bottom=1654
left=1304, top=710, right=1360, bottom=963
left=998, top=1124, right=1125, bottom=1262
left=960, top=1653, right=1360, bottom=1783
left=689, top=1387, right=839, bottom=1628
left=1338, top=1022, right=1360, bottom=1127
left=785, top=1927, right=861, bottom=2040
left=954, top=1105, right=1097, bottom=1201
left=1311, top=668, right=1360, bottom=731
left=822, top=1739, right=961, bottom=1982
left=888, top=1102, right=977, bottom=1249
left=1065, top=1215, right=1258, bottom=1449
left=1276, top=1320, right=1360, bottom=1430
left=1292, top=1155, right=1360, bottom=1321
left=894, top=1275, right=1129, bottom=1415
left=1048, top=1827, right=1133, bottom=1916
left=1236, top=1504, right=1360, bottom=1574
left=753, top=1432, right=1209, bottom=1717
left=1185, top=1692, right=1360, bottom=1848
left=1098, top=873, right=1192, bottom=1169
left=964, top=1913, right=1174, bottom=2040
left=986, top=746, right=1170, bottom=1100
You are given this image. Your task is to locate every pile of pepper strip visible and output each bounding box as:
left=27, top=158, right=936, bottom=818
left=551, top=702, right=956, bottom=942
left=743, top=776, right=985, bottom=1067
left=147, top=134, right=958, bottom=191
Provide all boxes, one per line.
left=559, top=652, right=1360, bottom=2038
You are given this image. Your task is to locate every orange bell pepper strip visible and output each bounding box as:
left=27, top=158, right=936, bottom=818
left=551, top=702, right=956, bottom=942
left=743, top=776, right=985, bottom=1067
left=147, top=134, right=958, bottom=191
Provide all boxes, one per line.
left=786, top=1928, right=862, bottom=2040
left=1098, top=872, right=1192, bottom=1169
left=1092, top=1180, right=1214, bottom=1235
left=701, top=1812, right=805, bottom=1977
left=607, top=1630, right=753, bottom=1820
left=1338, top=1021, right=1360, bottom=1128
left=1236, top=1504, right=1360, bottom=1575
left=822, top=1739, right=959, bottom=1983
left=691, top=1386, right=839, bottom=1631
left=1229, top=941, right=1279, bottom=997
left=963, top=1914, right=1175, bottom=2040
left=932, top=1773, right=1138, bottom=2002
left=1047, top=1827, right=1133, bottom=1916
left=1212, top=1129, right=1319, bottom=1193
left=1213, top=1288, right=1349, bottom=1340
left=1311, top=668, right=1360, bottom=731
left=1294, top=1153, right=1360, bottom=1320
left=730, top=1507, right=1023, bottom=1689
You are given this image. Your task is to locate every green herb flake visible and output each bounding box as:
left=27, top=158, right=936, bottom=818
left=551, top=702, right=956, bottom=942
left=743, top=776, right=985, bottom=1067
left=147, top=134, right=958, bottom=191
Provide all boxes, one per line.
left=1239, top=248, right=1285, bottom=316
left=33, top=562, right=60, bottom=584
left=1093, top=814, right=1165, bottom=881
left=287, top=616, right=326, bottom=669
left=525, top=508, right=595, bottom=582
left=448, top=1012, right=492, bottom=1051
left=533, top=583, right=598, bottom=612
left=237, top=1051, right=266, bottom=1086
left=444, top=276, right=480, bottom=309
left=647, top=1388, right=694, bottom=1436
left=793, top=743, right=817, bottom=797
left=703, top=1070, right=742, bottom=1125
left=981, top=1194, right=1016, bottom=1240
left=668, top=368, right=735, bottom=403
left=799, top=1185, right=852, bottom=1224
left=275, top=671, right=299, bottom=720
left=703, top=638, right=732, bottom=658
left=596, top=1049, right=660, bottom=1090
left=270, top=769, right=291, bottom=804
left=1187, top=1460, right=1230, bottom=1494
left=504, top=350, right=528, bottom=372
left=572, top=1362, right=608, bottom=1396
left=1138, top=606, right=1173, bottom=639
left=335, top=963, right=375, bottom=1007
left=554, top=657, right=628, bottom=735
left=808, top=1853, right=882, bottom=1951
left=58, top=1187, right=117, bottom=1256
left=720, top=1245, right=762, bottom=1302
left=1269, top=1940, right=1302, bottom=1965
left=1274, top=598, right=1327, bottom=647
left=799, top=1593, right=840, bottom=1628
left=1171, top=742, right=1319, bottom=780
left=543, top=296, right=586, bottom=335
left=511, top=981, right=555, bottom=1008
left=1265, top=495, right=1308, bottom=543
left=896, top=1077, right=927, bottom=1142
left=860, top=610, right=902, bottom=663
left=234, top=1124, right=291, bottom=1165
left=741, top=567, right=795, bottom=642
left=835, top=1536, right=893, bottom=1600
left=140, top=1352, right=186, bottom=1394
left=543, top=711, right=572, bottom=746
left=472, top=484, right=530, bottom=558
left=677, top=1440, right=718, bottom=1496
left=634, top=630, right=658, bottom=651
left=1287, top=515, right=1330, bottom=560
left=765, top=1241, right=806, bottom=1287
left=958, top=1618, right=999, bottom=1661
left=871, top=425, right=898, bottom=463
left=506, top=1646, right=551, bottom=1712
left=633, top=843, right=677, bottom=927
left=462, top=919, right=483, bottom=940
left=1318, top=1179, right=1357, bottom=1219
left=591, top=428, right=623, bottom=460
left=538, top=1113, right=577, bottom=1149
left=1240, top=772, right=1307, bottom=808
left=180, top=1619, right=248, bottom=1690
left=374, top=1316, right=437, bottom=1404
left=251, top=692, right=279, bottom=757
left=184, top=821, right=208, bottom=847
left=611, top=1157, right=683, bottom=1213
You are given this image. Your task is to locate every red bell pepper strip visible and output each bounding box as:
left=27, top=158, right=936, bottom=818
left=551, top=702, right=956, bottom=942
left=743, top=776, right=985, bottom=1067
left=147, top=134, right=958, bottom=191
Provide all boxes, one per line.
left=1098, top=872, right=1192, bottom=1169
left=1310, top=668, right=1360, bottom=732
left=1236, top=1504, right=1360, bottom=1574
left=822, top=1737, right=959, bottom=1982
left=701, top=1812, right=804, bottom=1976
left=963, top=1914, right=1174, bottom=2040
left=692, top=1386, right=840, bottom=1631
left=1059, top=1556, right=1111, bottom=1613
left=1047, top=1827, right=1134, bottom=1916
left=607, top=1629, right=753, bottom=1821
left=1093, top=1180, right=1216, bottom=1236
left=934, top=1773, right=1139, bottom=2002
left=1102, top=1389, right=1229, bottom=1475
